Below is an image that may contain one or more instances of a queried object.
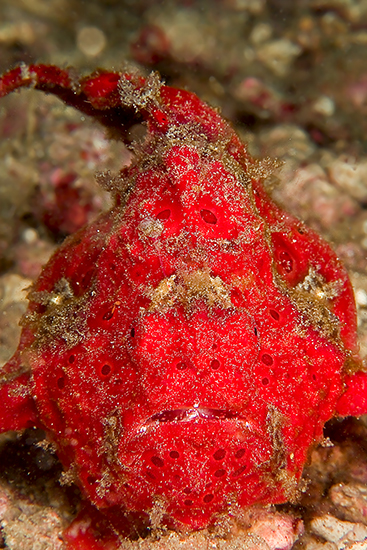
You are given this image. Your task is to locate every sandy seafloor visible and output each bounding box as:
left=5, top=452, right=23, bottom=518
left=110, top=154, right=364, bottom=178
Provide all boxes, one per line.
left=1, top=0, right=367, bottom=548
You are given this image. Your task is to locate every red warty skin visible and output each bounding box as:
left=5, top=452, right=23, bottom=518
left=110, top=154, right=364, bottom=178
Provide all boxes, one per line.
left=0, top=64, right=367, bottom=549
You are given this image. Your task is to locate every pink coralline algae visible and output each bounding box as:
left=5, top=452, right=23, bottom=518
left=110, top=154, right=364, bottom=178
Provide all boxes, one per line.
left=0, top=64, right=367, bottom=549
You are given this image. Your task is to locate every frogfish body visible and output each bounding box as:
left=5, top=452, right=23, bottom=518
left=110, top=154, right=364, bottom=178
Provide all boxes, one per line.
left=0, top=65, right=366, bottom=547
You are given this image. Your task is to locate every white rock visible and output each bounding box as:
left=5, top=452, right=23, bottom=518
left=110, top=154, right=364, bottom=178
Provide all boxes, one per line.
left=0, top=273, right=31, bottom=309
left=304, top=536, right=337, bottom=550
left=312, top=95, right=335, bottom=117
left=257, top=39, right=302, bottom=77
left=327, top=157, right=367, bottom=202
left=76, top=26, right=107, bottom=57
left=343, top=541, right=367, bottom=550
left=311, top=515, right=367, bottom=547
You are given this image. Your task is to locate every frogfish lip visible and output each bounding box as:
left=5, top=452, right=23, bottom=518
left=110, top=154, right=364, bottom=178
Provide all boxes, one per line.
left=146, top=407, right=246, bottom=424
left=131, top=406, right=264, bottom=438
